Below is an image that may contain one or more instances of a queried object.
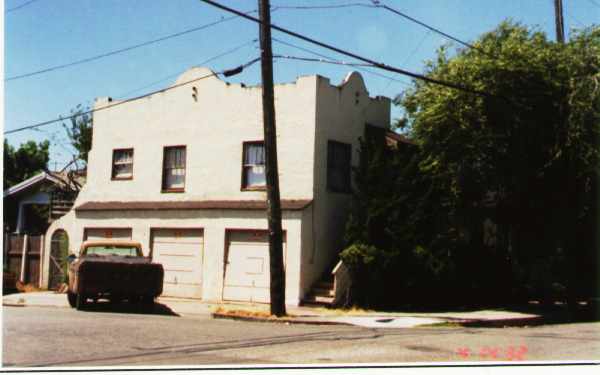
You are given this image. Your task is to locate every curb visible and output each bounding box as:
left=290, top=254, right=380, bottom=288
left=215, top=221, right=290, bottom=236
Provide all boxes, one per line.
left=211, top=312, right=353, bottom=326
left=2, top=303, right=26, bottom=307
left=461, top=316, right=545, bottom=327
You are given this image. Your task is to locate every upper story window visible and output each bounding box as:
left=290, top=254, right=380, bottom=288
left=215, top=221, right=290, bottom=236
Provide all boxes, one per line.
left=327, top=140, right=352, bottom=193
left=162, top=146, right=186, bottom=192
left=111, top=148, right=134, bottom=180
left=242, top=141, right=266, bottom=190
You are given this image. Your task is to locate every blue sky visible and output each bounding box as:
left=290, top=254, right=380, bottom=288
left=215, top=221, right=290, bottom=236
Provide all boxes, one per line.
left=4, top=0, right=599, bottom=169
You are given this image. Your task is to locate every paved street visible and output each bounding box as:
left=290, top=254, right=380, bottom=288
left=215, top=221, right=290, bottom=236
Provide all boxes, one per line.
left=3, top=306, right=600, bottom=366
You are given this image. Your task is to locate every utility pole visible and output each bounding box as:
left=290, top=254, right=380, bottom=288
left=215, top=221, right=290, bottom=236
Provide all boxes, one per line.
left=258, top=0, right=286, bottom=317
left=554, top=0, right=565, bottom=43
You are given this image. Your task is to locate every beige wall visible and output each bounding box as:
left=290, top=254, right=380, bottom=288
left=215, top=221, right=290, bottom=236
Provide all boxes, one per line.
left=80, top=67, right=317, bottom=203
left=44, top=68, right=390, bottom=305
left=302, top=72, right=390, bottom=291
left=44, top=208, right=305, bottom=305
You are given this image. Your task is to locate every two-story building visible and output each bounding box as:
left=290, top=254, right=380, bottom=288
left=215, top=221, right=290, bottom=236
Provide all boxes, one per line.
left=43, top=67, right=391, bottom=306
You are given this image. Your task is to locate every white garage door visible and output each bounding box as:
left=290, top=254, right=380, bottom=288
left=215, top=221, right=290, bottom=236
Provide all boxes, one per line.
left=151, top=228, right=204, bottom=299
left=223, top=230, right=286, bottom=303
left=84, top=228, right=132, bottom=241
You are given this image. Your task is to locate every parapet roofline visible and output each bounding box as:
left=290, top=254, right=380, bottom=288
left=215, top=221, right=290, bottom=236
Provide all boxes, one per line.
left=96, top=67, right=390, bottom=104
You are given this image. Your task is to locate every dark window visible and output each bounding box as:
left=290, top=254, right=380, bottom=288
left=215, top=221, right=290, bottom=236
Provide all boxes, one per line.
left=112, top=149, right=134, bottom=180
left=327, top=140, right=351, bottom=193
left=242, top=141, right=266, bottom=190
left=162, top=146, right=186, bottom=192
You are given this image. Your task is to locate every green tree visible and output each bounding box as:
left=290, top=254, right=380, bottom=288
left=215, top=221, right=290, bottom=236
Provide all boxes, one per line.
left=400, top=22, right=600, bottom=303
left=3, top=139, right=50, bottom=189
left=63, top=104, right=92, bottom=164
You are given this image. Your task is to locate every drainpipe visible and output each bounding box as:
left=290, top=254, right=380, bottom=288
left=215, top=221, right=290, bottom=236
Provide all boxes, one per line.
left=20, top=234, right=28, bottom=283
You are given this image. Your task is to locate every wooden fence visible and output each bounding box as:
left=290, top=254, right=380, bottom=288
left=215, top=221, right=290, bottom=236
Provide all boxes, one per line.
left=4, top=233, right=44, bottom=287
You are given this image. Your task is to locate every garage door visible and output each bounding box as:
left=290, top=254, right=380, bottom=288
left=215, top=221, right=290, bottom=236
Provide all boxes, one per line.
left=84, top=228, right=132, bottom=241
left=223, top=230, right=286, bottom=303
left=151, top=228, right=204, bottom=299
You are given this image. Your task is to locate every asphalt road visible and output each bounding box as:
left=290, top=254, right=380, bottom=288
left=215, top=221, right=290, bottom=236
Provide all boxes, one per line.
left=3, top=306, right=600, bottom=366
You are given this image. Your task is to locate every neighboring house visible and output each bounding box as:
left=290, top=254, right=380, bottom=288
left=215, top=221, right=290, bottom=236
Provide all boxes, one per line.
left=45, top=67, right=392, bottom=306
left=3, top=171, right=83, bottom=235
left=4, top=170, right=84, bottom=288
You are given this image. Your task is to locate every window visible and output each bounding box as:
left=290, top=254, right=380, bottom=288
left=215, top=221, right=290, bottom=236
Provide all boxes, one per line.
left=327, top=140, right=351, bottom=193
left=242, top=141, right=265, bottom=190
left=162, top=146, right=186, bottom=192
left=112, top=149, right=134, bottom=180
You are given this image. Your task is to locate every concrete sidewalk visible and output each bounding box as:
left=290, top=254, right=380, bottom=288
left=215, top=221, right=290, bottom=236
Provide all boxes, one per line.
left=2, top=291, right=543, bottom=328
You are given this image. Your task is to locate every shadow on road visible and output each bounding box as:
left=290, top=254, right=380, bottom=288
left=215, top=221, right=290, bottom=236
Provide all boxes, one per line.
left=463, top=303, right=600, bottom=328
left=77, top=300, right=180, bottom=317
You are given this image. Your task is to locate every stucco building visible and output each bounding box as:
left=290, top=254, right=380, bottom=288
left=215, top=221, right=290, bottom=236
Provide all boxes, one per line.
left=43, top=67, right=391, bottom=306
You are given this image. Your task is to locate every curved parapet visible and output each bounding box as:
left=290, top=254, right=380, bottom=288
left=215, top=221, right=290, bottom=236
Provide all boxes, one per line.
left=174, top=66, right=221, bottom=86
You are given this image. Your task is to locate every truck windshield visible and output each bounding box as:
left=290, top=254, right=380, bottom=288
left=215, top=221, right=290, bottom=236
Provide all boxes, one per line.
left=84, top=246, right=140, bottom=257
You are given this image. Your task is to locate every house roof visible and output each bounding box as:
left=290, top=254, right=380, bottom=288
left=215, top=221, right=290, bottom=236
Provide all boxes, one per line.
left=4, top=170, right=86, bottom=199
left=75, top=199, right=313, bottom=212
left=3, top=172, right=63, bottom=198
left=385, top=131, right=416, bottom=146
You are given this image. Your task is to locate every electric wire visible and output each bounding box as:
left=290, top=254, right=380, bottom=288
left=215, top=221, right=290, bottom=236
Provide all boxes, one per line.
left=198, top=0, right=498, bottom=98
left=5, top=0, right=40, bottom=13
left=4, top=58, right=261, bottom=135
left=272, top=37, right=411, bottom=86
left=273, top=1, right=491, bottom=56
left=5, top=9, right=258, bottom=82
left=119, top=38, right=258, bottom=98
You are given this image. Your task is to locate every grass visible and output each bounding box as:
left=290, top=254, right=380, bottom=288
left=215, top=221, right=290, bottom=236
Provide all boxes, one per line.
left=213, top=306, right=295, bottom=319
left=307, top=306, right=376, bottom=316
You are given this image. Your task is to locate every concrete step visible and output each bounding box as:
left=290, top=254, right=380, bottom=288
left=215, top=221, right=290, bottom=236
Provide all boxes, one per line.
left=304, top=294, right=334, bottom=304
left=316, top=281, right=334, bottom=290
left=313, top=287, right=334, bottom=297
left=300, top=299, right=331, bottom=308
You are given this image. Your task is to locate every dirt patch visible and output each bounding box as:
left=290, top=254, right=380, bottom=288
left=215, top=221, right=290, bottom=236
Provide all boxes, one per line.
left=15, top=282, right=44, bottom=293
left=213, top=306, right=295, bottom=319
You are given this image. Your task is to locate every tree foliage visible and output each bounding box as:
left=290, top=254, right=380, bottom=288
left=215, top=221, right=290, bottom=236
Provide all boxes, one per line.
left=342, top=22, right=600, bottom=308
left=3, top=139, right=50, bottom=189
left=63, top=104, right=93, bottom=164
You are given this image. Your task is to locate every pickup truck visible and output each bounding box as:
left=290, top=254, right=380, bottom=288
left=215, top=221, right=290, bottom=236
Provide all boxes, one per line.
left=67, top=241, right=164, bottom=310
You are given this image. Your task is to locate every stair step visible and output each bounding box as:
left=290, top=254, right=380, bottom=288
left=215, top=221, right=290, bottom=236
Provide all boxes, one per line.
left=304, top=294, right=334, bottom=304
left=316, top=281, right=334, bottom=289
left=313, top=287, right=334, bottom=297
left=300, top=300, right=332, bottom=308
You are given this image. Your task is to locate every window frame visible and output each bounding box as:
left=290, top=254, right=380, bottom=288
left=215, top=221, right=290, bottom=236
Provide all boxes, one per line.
left=161, top=145, right=187, bottom=193
left=111, top=148, right=134, bottom=181
left=241, top=141, right=266, bottom=191
left=327, top=140, right=352, bottom=194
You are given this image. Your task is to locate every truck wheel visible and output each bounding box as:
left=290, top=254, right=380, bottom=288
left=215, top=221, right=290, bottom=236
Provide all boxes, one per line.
left=76, top=294, right=87, bottom=310
left=67, top=292, right=77, bottom=308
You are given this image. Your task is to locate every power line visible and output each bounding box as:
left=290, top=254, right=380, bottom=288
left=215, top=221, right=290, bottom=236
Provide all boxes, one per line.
left=272, top=37, right=411, bottom=86
left=198, top=0, right=497, bottom=98
left=273, top=54, right=373, bottom=67
left=5, top=0, right=40, bottom=13
left=372, top=1, right=492, bottom=57
left=587, top=0, right=600, bottom=9
left=119, top=39, right=258, bottom=98
left=4, top=58, right=261, bottom=135
left=273, top=1, right=491, bottom=56
left=5, top=9, right=258, bottom=82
